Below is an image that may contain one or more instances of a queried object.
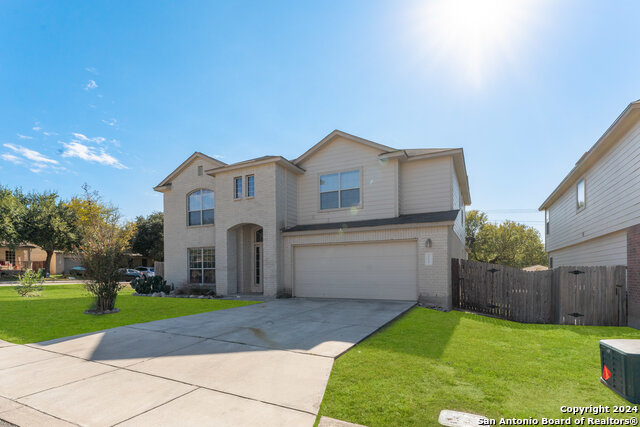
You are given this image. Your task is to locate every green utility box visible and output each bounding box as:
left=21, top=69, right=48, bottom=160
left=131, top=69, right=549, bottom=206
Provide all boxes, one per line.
left=600, top=339, right=640, bottom=404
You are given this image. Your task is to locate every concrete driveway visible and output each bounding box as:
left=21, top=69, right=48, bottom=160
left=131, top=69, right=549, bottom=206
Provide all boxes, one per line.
left=0, top=299, right=413, bottom=426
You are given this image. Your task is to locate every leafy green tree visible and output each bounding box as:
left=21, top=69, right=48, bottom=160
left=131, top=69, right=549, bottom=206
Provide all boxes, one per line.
left=130, top=212, right=163, bottom=261
left=0, top=186, right=26, bottom=248
left=465, top=210, right=547, bottom=268
left=465, top=210, right=488, bottom=261
left=75, top=186, right=135, bottom=312
left=22, top=191, right=80, bottom=274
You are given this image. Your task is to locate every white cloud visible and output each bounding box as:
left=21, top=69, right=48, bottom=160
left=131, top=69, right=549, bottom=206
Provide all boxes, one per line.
left=1, top=153, right=23, bottom=164
left=42, top=131, right=58, bottom=136
left=72, top=133, right=106, bottom=144
left=101, top=118, right=117, bottom=127
left=32, top=126, right=41, bottom=131
left=61, top=141, right=126, bottom=169
left=2, top=144, right=65, bottom=174
left=85, top=80, right=98, bottom=90
left=213, top=154, right=225, bottom=160
left=85, top=67, right=98, bottom=74
left=17, top=134, right=32, bottom=140
left=3, top=143, right=59, bottom=164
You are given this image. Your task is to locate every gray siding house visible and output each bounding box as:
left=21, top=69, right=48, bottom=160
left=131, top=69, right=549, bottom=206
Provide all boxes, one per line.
left=155, top=130, right=471, bottom=309
left=539, top=100, right=640, bottom=327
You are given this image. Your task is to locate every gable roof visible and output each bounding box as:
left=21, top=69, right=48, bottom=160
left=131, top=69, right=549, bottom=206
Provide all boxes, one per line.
left=205, top=155, right=304, bottom=176
left=293, top=130, right=396, bottom=165
left=539, top=100, right=640, bottom=210
left=154, top=152, right=226, bottom=192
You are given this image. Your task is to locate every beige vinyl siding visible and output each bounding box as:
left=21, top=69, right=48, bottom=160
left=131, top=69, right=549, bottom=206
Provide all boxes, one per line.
left=549, top=230, right=627, bottom=266
left=296, top=136, right=397, bottom=224
left=163, top=158, right=218, bottom=287
left=546, top=120, right=640, bottom=252
left=286, top=168, right=298, bottom=227
left=451, top=165, right=465, bottom=244
left=452, top=163, right=461, bottom=210
left=399, top=156, right=453, bottom=215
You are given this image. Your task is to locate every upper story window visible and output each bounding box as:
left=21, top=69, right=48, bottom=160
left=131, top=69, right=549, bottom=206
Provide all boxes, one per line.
left=576, top=178, right=585, bottom=211
left=247, top=175, right=255, bottom=197
left=188, top=189, right=214, bottom=226
left=234, top=177, right=243, bottom=199
left=320, top=169, right=360, bottom=210
left=545, top=209, right=550, bottom=234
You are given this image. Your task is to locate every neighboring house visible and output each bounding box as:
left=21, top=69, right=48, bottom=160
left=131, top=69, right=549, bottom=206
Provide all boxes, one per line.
left=155, top=130, right=471, bottom=309
left=0, top=243, right=65, bottom=273
left=539, top=100, right=640, bottom=327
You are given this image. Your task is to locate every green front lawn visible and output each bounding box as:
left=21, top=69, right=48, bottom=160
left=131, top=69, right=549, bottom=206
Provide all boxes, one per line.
left=0, top=284, right=258, bottom=344
left=318, top=308, right=640, bottom=426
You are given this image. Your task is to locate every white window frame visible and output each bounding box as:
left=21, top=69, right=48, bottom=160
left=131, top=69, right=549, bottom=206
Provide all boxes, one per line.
left=318, top=168, right=362, bottom=211
left=234, top=176, right=243, bottom=199
left=187, top=189, right=215, bottom=227
left=188, top=247, right=215, bottom=285
left=246, top=175, right=255, bottom=198
left=545, top=209, right=550, bottom=234
left=576, top=178, right=586, bottom=212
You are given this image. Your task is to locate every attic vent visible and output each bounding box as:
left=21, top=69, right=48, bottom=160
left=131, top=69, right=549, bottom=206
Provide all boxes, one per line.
left=197, top=165, right=203, bottom=176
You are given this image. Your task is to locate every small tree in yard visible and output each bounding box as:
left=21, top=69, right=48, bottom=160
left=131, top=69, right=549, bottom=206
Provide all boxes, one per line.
left=75, top=186, right=135, bottom=312
left=14, top=269, right=44, bottom=297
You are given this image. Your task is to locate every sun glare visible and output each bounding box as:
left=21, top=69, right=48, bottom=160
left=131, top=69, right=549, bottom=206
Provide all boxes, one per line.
left=412, top=0, right=542, bottom=87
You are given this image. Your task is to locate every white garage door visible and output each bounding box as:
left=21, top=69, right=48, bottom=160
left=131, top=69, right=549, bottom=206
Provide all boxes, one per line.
left=293, top=240, right=417, bottom=300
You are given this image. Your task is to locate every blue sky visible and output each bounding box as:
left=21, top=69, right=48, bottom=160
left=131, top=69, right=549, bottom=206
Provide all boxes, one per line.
left=1, top=0, right=640, bottom=238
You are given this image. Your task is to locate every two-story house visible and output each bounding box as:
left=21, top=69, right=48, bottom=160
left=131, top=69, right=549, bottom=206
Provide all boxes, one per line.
left=539, top=100, right=640, bottom=328
left=154, top=130, right=471, bottom=309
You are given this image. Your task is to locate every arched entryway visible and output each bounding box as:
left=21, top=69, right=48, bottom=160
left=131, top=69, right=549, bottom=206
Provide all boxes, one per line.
left=226, top=223, right=263, bottom=294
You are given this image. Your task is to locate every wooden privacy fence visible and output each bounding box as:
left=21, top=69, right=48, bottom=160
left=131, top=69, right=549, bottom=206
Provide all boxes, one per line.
left=451, top=259, right=627, bottom=326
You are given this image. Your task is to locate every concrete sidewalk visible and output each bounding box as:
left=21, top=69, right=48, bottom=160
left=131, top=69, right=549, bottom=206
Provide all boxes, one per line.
left=0, top=299, right=414, bottom=426
left=0, top=280, right=85, bottom=287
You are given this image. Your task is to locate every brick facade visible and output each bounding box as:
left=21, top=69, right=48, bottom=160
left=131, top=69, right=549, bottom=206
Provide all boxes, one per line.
left=627, top=224, right=640, bottom=328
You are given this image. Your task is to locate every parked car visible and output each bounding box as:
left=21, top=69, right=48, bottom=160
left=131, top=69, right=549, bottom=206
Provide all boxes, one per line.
left=134, top=266, right=155, bottom=277
left=117, top=268, right=143, bottom=281
left=69, top=266, right=86, bottom=277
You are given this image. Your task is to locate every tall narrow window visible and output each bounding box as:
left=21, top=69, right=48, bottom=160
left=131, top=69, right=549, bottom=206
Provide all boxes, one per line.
left=189, top=248, right=215, bottom=284
left=188, top=190, right=214, bottom=226
left=197, top=165, right=203, bottom=176
left=320, top=170, right=360, bottom=210
left=247, top=175, right=255, bottom=197
left=255, top=246, right=261, bottom=285
left=577, top=178, right=585, bottom=210
left=545, top=209, right=550, bottom=234
left=234, top=177, right=243, bottom=199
